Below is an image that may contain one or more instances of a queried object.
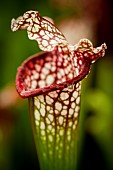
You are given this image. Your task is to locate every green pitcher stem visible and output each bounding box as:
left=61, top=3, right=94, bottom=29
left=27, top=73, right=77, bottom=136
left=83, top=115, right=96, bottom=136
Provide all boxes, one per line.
left=28, top=84, right=80, bottom=170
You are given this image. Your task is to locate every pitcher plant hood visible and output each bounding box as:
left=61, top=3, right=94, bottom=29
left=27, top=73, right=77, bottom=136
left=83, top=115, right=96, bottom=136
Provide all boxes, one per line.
left=11, top=10, right=107, bottom=98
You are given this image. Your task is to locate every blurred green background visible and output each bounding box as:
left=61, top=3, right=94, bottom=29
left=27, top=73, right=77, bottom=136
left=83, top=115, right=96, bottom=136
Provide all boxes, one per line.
left=0, top=0, right=113, bottom=170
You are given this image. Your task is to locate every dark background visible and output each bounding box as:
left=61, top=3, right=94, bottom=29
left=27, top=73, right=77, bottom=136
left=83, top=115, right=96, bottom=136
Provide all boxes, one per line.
left=0, top=0, right=113, bottom=170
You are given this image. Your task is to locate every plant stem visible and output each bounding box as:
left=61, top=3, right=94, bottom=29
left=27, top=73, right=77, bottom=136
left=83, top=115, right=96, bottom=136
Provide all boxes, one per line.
left=28, top=84, right=80, bottom=170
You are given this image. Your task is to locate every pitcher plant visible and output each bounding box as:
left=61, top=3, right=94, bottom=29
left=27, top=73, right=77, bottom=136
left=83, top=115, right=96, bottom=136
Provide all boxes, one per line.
left=11, top=10, right=107, bottom=170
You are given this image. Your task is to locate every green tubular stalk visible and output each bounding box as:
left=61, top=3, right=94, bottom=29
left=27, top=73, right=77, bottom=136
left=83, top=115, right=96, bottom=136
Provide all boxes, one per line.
left=29, top=84, right=80, bottom=170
